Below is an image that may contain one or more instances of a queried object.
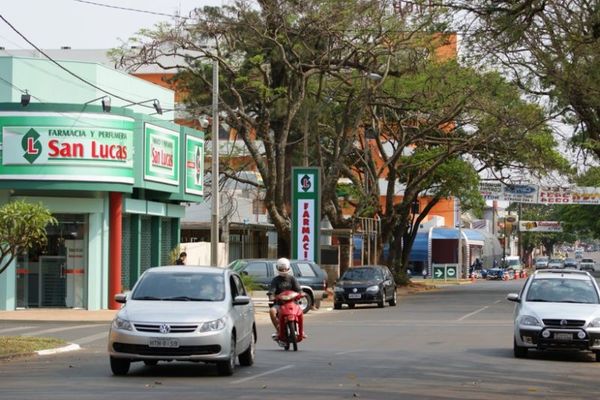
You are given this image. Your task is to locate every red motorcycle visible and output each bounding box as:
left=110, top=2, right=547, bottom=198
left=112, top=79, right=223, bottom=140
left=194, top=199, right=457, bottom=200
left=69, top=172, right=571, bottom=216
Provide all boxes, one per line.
left=271, top=290, right=305, bottom=351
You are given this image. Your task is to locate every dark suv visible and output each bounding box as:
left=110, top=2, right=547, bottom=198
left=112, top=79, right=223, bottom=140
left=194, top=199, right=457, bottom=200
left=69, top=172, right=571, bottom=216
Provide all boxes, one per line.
left=228, top=258, right=328, bottom=314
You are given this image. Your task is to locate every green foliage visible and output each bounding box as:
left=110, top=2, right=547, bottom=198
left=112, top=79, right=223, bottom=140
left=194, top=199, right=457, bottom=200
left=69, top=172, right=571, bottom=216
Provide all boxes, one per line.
left=0, top=201, right=57, bottom=275
left=240, top=273, right=259, bottom=293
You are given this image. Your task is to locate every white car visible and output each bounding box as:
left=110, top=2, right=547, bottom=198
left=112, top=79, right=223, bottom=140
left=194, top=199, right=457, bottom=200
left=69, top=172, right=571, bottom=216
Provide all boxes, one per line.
left=507, top=269, right=600, bottom=360
left=108, top=266, right=256, bottom=376
left=579, top=259, right=596, bottom=272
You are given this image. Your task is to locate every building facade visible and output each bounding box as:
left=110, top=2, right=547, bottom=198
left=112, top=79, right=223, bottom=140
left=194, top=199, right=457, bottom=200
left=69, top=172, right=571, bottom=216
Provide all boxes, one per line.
left=0, top=56, right=204, bottom=310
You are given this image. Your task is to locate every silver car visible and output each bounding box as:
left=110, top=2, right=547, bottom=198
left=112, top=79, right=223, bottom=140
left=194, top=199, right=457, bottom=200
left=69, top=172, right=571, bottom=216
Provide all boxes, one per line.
left=108, top=266, right=256, bottom=376
left=507, top=269, right=600, bottom=360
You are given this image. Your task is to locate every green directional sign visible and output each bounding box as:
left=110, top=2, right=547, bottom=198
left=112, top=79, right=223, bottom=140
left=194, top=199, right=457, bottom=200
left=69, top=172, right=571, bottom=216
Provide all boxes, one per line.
left=433, top=266, right=445, bottom=280
left=446, top=266, right=457, bottom=279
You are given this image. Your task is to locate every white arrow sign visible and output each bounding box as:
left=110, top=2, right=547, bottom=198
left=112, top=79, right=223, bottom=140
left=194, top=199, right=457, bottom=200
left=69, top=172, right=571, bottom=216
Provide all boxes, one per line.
left=434, top=269, right=444, bottom=278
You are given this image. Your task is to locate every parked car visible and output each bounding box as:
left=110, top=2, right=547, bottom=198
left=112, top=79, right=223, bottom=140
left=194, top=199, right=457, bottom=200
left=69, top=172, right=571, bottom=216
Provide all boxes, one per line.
left=564, top=258, right=579, bottom=269
left=228, top=258, right=328, bottom=314
left=534, top=256, right=549, bottom=270
left=579, top=259, right=596, bottom=272
left=504, top=256, right=524, bottom=272
left=507, top=269, right=600, bottom=360
left=108, top=266, right=256, bottom=376
left=547, top=258, right=565, bottom=269
left=333, top=265, right=397, bottom=309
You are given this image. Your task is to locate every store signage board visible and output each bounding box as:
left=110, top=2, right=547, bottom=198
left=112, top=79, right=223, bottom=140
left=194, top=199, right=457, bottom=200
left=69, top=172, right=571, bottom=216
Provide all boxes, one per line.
left=0, top=112, right=134, bottom=183
left=144, top=123, right=179, bottom=186
left=291, top=167, right=321, bottom=263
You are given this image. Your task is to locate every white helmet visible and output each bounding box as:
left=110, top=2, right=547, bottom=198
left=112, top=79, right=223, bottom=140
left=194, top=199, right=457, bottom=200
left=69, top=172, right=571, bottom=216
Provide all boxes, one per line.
left=276, top=258, right=291, bottom=276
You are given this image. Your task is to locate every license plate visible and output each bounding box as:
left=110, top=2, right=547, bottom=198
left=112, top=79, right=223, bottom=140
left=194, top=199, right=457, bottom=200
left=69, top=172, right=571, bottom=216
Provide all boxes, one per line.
left=149, top=338, right=180, bottom=348
left=348, top=293, right=362, bottom=299
left=554, top=333, right=572, bottom=341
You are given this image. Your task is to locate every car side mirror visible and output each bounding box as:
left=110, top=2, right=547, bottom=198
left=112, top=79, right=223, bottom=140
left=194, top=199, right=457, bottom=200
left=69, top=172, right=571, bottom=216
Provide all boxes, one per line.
left=233, top=295, right=251, bottom=306
left=506, top=293, right=520, bottom=303
left=115, top=293, right=127, bottom=304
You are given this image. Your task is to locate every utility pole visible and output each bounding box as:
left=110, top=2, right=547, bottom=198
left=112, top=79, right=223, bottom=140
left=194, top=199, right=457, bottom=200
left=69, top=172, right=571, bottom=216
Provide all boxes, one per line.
left=210, top=59, right=220, bottom=266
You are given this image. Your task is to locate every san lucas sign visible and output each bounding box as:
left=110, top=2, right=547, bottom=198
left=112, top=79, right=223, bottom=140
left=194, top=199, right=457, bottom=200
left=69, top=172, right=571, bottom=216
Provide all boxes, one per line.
left=291, top=167, right=321, bottom=263
left=0, top=112, right=134, bottom=183
left=144, top=123, right=179, bottom=186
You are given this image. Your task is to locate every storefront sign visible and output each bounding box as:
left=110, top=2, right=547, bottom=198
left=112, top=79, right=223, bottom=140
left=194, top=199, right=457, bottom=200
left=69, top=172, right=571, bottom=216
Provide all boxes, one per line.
left=0, top=112, right=134, bottom=183
left=291, top=167, right=321, bottom=263
left=185, top=135, right=204, bottom=196
left=519, top=221, right=562, bottom=232
left=144, top=123, right=179, bottom=186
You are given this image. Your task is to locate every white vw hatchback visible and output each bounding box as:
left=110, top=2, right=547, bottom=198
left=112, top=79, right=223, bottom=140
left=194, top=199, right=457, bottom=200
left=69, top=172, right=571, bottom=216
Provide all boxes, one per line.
left=507, top=269, right=600, bottom=360
left=108, top=266, right=256, bottom=376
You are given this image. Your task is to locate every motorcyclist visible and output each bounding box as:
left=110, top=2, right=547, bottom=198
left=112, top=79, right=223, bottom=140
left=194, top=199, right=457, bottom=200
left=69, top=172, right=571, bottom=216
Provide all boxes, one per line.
left=269, top=258, right=303, bottom=336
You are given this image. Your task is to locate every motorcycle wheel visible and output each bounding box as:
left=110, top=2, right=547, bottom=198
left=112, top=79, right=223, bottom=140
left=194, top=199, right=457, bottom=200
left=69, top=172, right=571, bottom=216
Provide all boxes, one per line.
left=286, top=320, right=298, bottom=351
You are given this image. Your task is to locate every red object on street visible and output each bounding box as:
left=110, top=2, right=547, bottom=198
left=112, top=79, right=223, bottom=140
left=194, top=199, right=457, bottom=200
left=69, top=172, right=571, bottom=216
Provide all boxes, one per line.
left=273, top=290, right=305, bottom=351
left=109, top=192, right=123, bottom=310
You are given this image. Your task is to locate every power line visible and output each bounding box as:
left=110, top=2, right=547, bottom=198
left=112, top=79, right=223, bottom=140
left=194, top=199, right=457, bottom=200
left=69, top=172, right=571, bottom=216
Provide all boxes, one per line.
left=73, top=0, right=189, bottom=19
left=0, top=14, right=174, bottom=112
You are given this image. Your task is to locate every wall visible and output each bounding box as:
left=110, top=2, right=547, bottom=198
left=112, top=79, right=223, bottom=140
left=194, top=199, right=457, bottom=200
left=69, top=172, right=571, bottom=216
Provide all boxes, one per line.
left=180, top=242, right=228, bottom=267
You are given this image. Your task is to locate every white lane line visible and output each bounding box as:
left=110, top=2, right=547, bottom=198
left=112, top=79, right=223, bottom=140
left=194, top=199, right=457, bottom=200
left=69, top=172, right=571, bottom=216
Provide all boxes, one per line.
left=22, top=324, right=103, bottom=337
left=457, top=306, right=489, bottom=321
left=494, top=299, right=502, bottom=304
left=73, top=332, right=108, bottom=345
left=231, top=364, right=295, bottom=384
left=335, top=349, right=364, bottom=356
left=0, top=326, right=34, bottom=334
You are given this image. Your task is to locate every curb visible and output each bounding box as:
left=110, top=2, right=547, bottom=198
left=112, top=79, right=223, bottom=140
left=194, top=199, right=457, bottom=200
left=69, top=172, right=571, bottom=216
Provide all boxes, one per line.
left=36, top=343, right=81, bottom=356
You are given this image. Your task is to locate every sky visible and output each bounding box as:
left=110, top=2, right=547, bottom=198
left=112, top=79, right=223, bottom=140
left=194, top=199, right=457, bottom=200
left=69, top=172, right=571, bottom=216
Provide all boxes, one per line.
left=0, top=0, right=223, bottom=49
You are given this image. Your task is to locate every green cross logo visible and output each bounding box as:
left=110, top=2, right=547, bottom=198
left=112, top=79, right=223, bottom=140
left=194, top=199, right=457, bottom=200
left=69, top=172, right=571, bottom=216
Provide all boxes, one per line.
left=21, top=128, right=42, bottom=164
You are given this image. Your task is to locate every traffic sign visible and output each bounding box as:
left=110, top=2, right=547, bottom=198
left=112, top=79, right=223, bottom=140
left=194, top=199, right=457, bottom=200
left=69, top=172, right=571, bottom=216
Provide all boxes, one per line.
left=446, top=266, right=457, bottom=278
left=433, top=266, right=445, bottom=280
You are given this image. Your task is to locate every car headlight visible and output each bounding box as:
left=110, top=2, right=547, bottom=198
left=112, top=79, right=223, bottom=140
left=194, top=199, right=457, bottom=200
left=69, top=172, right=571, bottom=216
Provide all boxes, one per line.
left=199, top=317, right=226, bottom=333
left=519, top=315, right=542, bottom=326
left=589, top=318, right=600, bottom=328
left=334, top=286, right=344, bottom=293
left=112, top=317, right=133, bottom=331
left=366, top=285, right=380, bottom=293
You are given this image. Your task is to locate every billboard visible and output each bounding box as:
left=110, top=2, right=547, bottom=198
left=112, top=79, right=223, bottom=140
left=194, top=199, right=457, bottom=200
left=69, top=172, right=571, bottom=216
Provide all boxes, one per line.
left=518, top=221, right=562, bottom=232
left=291, top=167, right=321, bottom=263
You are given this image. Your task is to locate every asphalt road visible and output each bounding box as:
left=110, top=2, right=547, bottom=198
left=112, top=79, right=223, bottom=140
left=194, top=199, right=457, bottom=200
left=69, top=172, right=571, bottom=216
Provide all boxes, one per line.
left=1, top=279, right=600, bottom=399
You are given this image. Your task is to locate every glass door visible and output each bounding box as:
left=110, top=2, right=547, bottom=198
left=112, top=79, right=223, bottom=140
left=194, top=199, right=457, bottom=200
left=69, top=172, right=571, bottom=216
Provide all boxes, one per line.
left=40, top=256, right=67, bottom=307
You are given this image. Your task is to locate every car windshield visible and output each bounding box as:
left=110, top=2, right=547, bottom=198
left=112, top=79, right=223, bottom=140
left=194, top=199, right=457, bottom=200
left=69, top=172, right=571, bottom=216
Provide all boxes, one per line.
left=341, top=268, right=383, bottom=281
left=581, top=259, right=594, bottom=263
left=549, top=259, right=563, bottom=263
left=132, top=272, right=225, bottom=301
left=526, top=278, right=600, bottom=304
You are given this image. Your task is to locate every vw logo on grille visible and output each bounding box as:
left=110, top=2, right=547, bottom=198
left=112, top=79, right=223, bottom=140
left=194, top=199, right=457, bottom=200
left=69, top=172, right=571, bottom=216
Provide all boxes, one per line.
left=352, top=288, right=358, bottom=293
left=159, top=324, right=171, bottom=334
left=560, top=320, right=568, bottom=326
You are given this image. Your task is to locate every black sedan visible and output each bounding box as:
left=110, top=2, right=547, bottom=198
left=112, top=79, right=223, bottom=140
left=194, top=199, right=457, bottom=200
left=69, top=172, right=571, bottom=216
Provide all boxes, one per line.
left=333, top=265, right=397, bottom=309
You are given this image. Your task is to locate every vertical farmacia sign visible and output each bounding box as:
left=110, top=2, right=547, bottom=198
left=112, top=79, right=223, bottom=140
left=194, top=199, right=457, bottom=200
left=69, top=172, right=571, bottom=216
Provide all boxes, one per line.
left=291, top=167, right=321, bottom=263
left=0, top=112, right=134, bottom=183
left=144, top=123, right=179, bottom=186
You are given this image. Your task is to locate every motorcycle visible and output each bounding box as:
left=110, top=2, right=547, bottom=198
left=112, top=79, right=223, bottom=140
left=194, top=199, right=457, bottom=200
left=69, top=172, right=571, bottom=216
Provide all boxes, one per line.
left=269, top=290, right=305, bottom=351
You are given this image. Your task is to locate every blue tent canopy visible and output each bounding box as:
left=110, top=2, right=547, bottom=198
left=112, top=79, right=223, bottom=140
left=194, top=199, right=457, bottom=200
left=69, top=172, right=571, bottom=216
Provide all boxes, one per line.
left=409, top=231, right=429, bottom=262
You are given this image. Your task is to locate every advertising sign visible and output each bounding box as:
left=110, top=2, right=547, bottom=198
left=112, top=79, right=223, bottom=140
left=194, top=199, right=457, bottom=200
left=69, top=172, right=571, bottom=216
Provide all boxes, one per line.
left=144, top=123, right=179, bottom=186
left=185, top=135, right=204, bottom=196
left=0, top=112, right=134, bottom=183
left=518, top=221, right=562, bottom=232
left=538, top=186, right=572, bottom=204
left=291, top=167, right=321, bottom=263
left=502, top=184, right=538, bottom=203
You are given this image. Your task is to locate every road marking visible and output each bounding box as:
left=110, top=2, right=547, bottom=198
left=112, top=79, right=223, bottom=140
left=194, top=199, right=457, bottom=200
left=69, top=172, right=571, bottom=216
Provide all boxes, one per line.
left=494, top=299, right=502, bottom=304
left=0, top=326, right=34, bottom=334
left=22, top=324, right=103, bottom=337
left=231, top=364, right=295, bottom=384
left=73, top=332, right=108, bottom=345
left=36, top=343, right=80, bottom=356
left=457, top=306, right=489, bottom=321
left=335, top=349, right=364, bottom=355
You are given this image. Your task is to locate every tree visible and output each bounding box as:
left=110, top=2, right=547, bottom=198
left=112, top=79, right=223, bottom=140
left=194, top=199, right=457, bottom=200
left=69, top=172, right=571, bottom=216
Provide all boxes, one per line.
left=112, top=0, right=568, bottom=272
left=0, top=201, right=57, bottom=275
left=445, top=0, right=600, bottom=160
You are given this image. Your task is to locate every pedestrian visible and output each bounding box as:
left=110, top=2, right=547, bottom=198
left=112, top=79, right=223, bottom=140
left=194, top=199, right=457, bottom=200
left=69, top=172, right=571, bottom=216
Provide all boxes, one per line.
left=176, top=252, right=187, bottom=265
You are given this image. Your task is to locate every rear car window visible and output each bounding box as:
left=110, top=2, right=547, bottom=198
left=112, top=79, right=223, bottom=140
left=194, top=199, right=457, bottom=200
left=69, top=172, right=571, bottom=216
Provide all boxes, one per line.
left=295, top=262, right=317, bottom=277
left=244, top=262, right=269, bottom=277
